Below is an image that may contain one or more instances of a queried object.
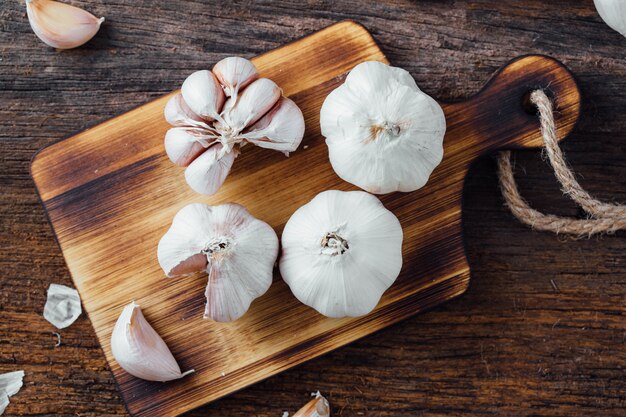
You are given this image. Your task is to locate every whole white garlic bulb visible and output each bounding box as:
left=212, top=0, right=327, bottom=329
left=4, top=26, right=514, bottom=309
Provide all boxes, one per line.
left=594, top=0, right=626, bottom=37
left=110, top=302, right=193, bottom=382
left=26, top=0, right=104, bottom=49
left=157, top=203, right=279, bottom=322
left=320, top=61, right=446, bottom=194
left=164, top=57, right=306, bottom=195
left=279, top=190, right=403, bottom=318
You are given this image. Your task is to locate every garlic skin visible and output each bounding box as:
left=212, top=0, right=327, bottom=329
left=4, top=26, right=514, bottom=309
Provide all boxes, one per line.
left=280, top=190, right=403, bottom=318
left=293, top=392, right=330, bottom=417
left=43, top=283, right=82, bottom=329
left=157, top=203, right=279, bottom=322
left=111, top=302, right=193, bottom=382
left=320, top=61, right=446, bottom=194
left=0, top=370, right=25, bottom=415
left=163, top=57, right=305, bottom=196
left=26, top=0, right=104, bottom=50
left=594, top=0, right=626, bottom=37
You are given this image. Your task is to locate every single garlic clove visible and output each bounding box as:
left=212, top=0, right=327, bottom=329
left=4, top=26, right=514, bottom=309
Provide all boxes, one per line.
left=181, top=70, right=226, bottom=121
left=221, top=78, right=282, bottom=131
left=26, top=0, right=104, bottom=50
left=242, top=97, right=305, bottom=155
left=184, top=144, right=236, bottom=196
left=157, top=203, right=279, bottom=321
left=164, top=128, right=209, bottom=167
left=293, top=392, right=330, bottom=417
left=280, top=190, right=403, bottom=318
left=164, top=93, right=205, bottom=127
left=212, top=57, right=259, bottom=98
left=320, top=61, right=445, bottom=194
left=110, top=302, right=193, bottom=382
left=594, top=0, right=626, bottom=37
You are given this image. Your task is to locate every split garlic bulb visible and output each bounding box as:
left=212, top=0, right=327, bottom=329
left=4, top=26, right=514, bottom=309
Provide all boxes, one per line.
left=280, top=190, right=403, bottom=318
left=26, top=0, right=104, bottom=49
left=157, top=203, right=279, bottom=322
left=164, top=57, right=305, bottom=195
left=320, top=61, right=446, bottom=194
left=594, top=0, right=626, bottom=37
left=110, top=302, right=193, bottom=382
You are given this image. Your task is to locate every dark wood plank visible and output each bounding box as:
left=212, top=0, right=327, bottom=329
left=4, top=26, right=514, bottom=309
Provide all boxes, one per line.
left=1, top=1, right=625, bottom=416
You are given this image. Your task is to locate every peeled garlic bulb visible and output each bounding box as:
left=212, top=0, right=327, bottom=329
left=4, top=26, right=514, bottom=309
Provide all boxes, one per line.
left=158, top=203, right=279, bottom=322
left=280, top=190, right=403, bottom=318
left=320, top=60, right=446, bottom=194
left=26, top=0, right=104, bottom=49
left=293, top=392, right=330, bottom=417
left=110, top=302, right=193, bottom=382
left=594, top=0, right=626, bottom=37
left=163, top=57, right=305, bottom=196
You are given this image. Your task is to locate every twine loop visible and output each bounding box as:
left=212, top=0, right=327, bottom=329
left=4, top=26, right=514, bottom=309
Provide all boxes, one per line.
left=497, top=90, right=626, bottom=237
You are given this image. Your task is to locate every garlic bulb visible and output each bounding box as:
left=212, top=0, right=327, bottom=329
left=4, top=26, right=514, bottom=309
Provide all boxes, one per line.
left=157, top=203, right=279, bottom=322
left=164, top=57, right=305, bottom=195
left=320, top=61, right=446, bottom=194
left=26, top=0, right=104, bottom=49
left=280, top=190, right=403, bottom=318
left=293, top=392, right=330, bottom=417
left=110, top=302, right=193, bottom=382
left=594, top=0, right=626, bottom=37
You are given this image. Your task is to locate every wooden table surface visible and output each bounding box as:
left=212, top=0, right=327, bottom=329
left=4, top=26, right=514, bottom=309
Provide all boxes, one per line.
left=1, top=1, right=625, bottom=416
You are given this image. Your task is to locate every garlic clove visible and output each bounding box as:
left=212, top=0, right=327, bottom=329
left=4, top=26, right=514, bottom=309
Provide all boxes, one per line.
left=212, top=57, right=259, bottom=98
left=594, top=0, right=626, bottom=37
left=320, top=61, right=446, bottom=194
left=242, top=97, right=305, bottom=155
left=293, top=392, right=330, bottom=417
left=164, top=93, right=205, bottom=127
left=110, top=302, right=193, bottom=382
left=26, top=0, right=104, bottom=50
left=181, top=70, right=226, bottom=121
left=164, top=128, right=209, bottom=167
left=184, top=144, right=236, bottom=196
left=158, top=203, right=279, bottom=321
left=280, top=190, right=403, bottom=318
left=221, top=78, right=282, bottom=131
left=43, top=283, right=82, bottom=329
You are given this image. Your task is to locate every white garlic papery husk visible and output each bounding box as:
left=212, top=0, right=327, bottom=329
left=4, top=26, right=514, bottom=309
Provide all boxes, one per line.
left=293, top=392, right=330, bottom=417
left=320, top=60, right=446, bottom=194
left=280, top=190, right=403, bottom=318
left=0, top=370, right=25, bottom=415
left=594, top=0, right=626, bottom=37
left=43, top=283, right=82, bottom=329
left=164, top=57, right=305, bottom=196
left=110, top=302, right=194, bottom=382
left=26, top=0, right=104, bottom=50
left=157, top=203, right=279, bottom=322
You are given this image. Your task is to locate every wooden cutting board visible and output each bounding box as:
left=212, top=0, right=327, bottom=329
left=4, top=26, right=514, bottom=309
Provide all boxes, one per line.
left=31, top=21, right=581, bottom=417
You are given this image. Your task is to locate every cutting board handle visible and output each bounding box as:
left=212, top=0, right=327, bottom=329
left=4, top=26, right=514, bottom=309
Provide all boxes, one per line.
left=441, top=54, right=581, bottom=164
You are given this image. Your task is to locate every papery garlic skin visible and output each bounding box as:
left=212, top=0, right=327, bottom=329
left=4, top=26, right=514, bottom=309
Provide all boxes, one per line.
left=157, top=203, right=279, bottom=322
left=26, top=0, right=104, bottom=50
left=111, top=302, right=193, bottom=382
left=43, top=283, right=82, bottom=329
left=280, top=190, right=403, bottom=318
left=293, top=392, right=330, bottom=417
left=163, top=57, right=305, bottom=196
left=320, top=60, right=446, bottom=194
left=594, top=0, right=626, bottom=37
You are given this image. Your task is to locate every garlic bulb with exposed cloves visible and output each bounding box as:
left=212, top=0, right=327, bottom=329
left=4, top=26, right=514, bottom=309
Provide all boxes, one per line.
left=164, top=57, right=305, bottom=195
left=280, top=190, right=403, bottom=318
left=110, top=302, right=193, bottom=382
left=320, top=61, right=446, bottom=194
left=594, top=0, right=626, bottom=37
left=157, top=203, right=279, bottom=322
left=26, top=0, right=104, bottom=49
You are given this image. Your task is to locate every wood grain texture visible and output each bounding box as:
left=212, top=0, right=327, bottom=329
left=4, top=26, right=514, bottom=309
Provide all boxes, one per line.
left=2, top=1, right=626, bottom=416
left=30, top=21, right=581, bottom=417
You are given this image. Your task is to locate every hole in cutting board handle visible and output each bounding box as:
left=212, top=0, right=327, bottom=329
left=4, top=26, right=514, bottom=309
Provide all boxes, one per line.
left=521, top=88, right=556, bottom=115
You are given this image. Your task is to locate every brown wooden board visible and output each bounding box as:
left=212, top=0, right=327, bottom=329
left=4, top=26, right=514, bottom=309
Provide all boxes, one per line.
left=30, top=21, right=580, bottom=417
